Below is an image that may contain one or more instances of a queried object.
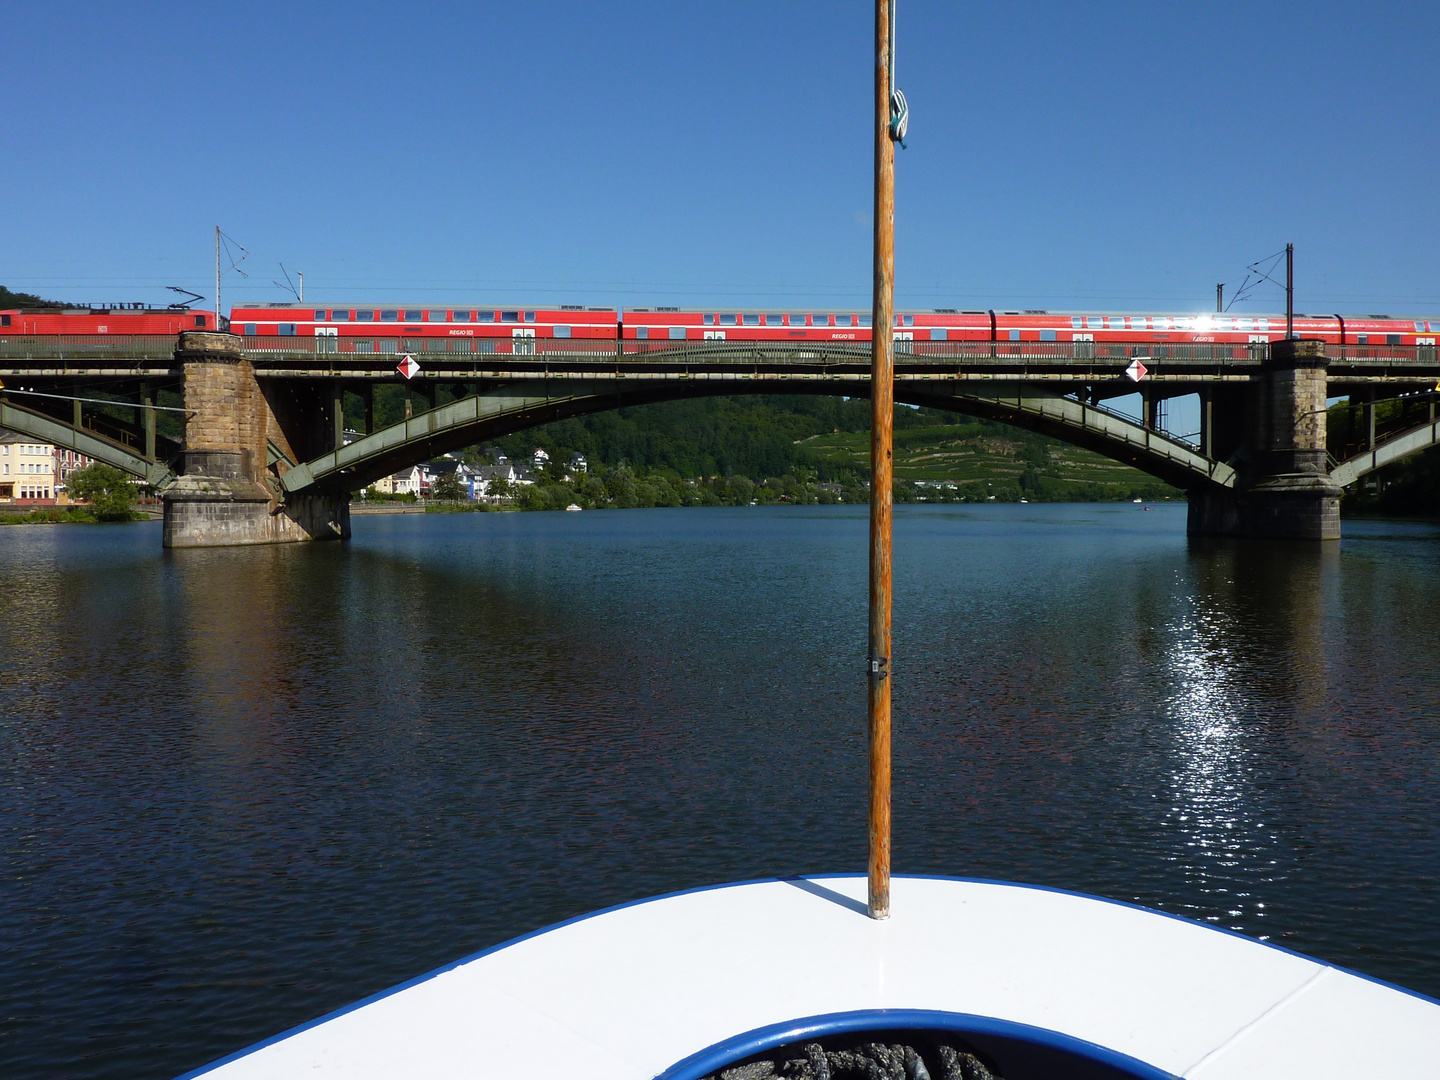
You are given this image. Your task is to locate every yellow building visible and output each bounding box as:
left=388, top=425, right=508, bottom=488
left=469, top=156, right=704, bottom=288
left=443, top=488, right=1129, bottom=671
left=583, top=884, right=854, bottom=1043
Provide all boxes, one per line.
left=0, top=430, right=58, bottom=504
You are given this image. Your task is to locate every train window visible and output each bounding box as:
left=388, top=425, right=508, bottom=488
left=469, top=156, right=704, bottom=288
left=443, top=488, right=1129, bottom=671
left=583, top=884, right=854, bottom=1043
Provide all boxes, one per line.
left=554, top=326, right=571, bottom=338
left=721, top=314, right=737, bottom=326
left=0, top=315, right=8, bottom=327
left=1040, top=329, right=1057, bottom=341
left=1236, top=318, right=1252, bottom=331
left=1356, top=334, right=1368, bottom=344
left=525, top=312, right=536, bottom=322
left=744, top=314, right=760, bottom=326
left=1008, top=329, right=1021, bottom=341
left=813, top=314, right=829, bottom=326
left=836, top=314, right=852, bottom=327
left=859, top=315, right=872, bottom=327
left=429, top=310, right=447, bottom=322
left=381, top=310, right=398, bottom=321
left=195, top=315, right=206, bottom=327
left=669, top=327, right=686, bottom=339
left=405, top=310, right=423, bottom=321
left=357, top=310, right=375, bottom=321
left=502, top=311, right=519, bottom=323
left=1217, top=318, right=1231, bottom=331
left=903, top=314, right=913, bottom=327
left=636, top=326, right=648, bottom=339
left=243, top=323, right=257, bottom=335
left=1071, top=316, right=1082, bottom=329
left=1106, top=317, right=1122, bottom=330
left=704, top=314, right=715, bottom=325
left=1387, top=334, right=1402, bottom=345
left=332, top=310, right=350, bottom=321
left=314, top=310, right=326, bottom=320
left=1417, top=322, right=1426, bottom=333
left=453, top=310, right=471, bottom=322
left=355, top=341, right=372, bottom=353
left=932, top=328, right=948, bottom=341
left=765, top=314, right=783, bottom=324
left=279, top=323, right=297, bottom=335
left=478, top=311, right=495, bottom=322
left=1257, top=319, right=1269, bottom=330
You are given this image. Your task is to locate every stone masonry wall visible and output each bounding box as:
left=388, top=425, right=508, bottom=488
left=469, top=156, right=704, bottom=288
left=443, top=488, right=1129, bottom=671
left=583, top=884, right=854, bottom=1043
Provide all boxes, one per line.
left=176, top=332, right=268, bottom=483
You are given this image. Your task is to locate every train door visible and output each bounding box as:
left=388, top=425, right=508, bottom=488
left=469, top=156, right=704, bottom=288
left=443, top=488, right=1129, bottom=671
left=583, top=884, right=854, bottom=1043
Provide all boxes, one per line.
left=1249, top=334, right=1269, bottom=361
left=1073, top=333, right=1094, bottom=359
left=704, top=330, right=726, bottom=340
left=894, top=330, right=914, bottom=354
left=1419, top=336, right=1436, bottom=363
left=315, top=326, right=338, bottom=354
left=512, top=328, right=536, bottom=355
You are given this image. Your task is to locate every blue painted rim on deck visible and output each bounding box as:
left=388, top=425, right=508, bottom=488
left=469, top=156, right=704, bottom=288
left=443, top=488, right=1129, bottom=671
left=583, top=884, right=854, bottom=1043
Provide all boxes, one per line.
left=652, top=1008, right=1178, bottom=1080
left=175, top=872, right=1440, bottom=1078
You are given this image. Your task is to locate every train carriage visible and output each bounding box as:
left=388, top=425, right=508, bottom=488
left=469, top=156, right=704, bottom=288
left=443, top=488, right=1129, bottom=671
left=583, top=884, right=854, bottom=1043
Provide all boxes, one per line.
left=619, top=307, right=1440, bottom=350
left=228, top=304, right=620, bottom=355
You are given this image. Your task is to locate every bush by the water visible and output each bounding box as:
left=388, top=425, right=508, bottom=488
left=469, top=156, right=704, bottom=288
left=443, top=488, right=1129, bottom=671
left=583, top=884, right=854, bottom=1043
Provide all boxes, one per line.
left=0, top=507, right=102, bottom=526
left=64, top=464, right=139, bottom=521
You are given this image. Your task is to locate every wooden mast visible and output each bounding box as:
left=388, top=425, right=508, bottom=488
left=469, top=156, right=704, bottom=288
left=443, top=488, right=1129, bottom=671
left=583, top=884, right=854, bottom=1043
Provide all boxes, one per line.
left=868, top=0, right=896, bottom=921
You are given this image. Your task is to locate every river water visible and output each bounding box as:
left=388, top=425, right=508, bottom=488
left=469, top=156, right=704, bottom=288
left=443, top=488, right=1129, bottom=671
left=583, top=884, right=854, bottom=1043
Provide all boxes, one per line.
left=2, top=504, right=1439, bottom=1078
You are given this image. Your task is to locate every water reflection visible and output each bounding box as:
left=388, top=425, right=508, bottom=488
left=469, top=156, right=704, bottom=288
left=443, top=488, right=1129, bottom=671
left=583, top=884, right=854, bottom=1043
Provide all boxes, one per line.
left=2, top=508, right=1439, bottom=1080
left=1160, top=542, right=1339, bottom=936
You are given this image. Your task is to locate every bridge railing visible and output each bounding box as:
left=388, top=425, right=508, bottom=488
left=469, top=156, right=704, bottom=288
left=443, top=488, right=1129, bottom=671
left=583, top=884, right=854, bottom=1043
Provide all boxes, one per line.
left=0, top=335, right=178, bottom=360
left=234, top=336, right=1279, bottom=365
left=3, top=334, right=1435, bottom=368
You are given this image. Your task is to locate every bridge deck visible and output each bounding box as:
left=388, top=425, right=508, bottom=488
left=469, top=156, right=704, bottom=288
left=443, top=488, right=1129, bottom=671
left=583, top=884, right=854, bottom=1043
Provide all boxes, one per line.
left=3, top=338, right=1438, bottom=385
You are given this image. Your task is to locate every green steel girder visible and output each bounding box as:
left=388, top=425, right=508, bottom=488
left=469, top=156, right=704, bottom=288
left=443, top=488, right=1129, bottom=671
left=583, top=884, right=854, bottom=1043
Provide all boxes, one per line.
left=0, top=398, right=174, bottom=488
left=1329, top=416, right=1440, bottom=488
left=905, top=385, right=1236, bottom=491
left=280, top=378, right=1236, bottom=496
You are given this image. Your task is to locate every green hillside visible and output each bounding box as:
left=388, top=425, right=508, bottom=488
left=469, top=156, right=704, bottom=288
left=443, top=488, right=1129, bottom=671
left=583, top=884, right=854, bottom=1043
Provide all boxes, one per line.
left=477, top=395, right=1179, bottom=505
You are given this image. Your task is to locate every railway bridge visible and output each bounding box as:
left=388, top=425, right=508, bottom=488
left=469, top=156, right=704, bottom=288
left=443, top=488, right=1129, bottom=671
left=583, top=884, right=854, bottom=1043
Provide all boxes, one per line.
left=2, top=331, right=1437, bottom=546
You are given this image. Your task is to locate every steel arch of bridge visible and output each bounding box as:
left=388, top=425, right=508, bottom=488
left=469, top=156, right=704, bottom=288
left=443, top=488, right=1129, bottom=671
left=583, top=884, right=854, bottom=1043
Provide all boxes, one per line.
left=0, top=398, right=173, bottom=487
left=278, top=379, right=1237, bottom=497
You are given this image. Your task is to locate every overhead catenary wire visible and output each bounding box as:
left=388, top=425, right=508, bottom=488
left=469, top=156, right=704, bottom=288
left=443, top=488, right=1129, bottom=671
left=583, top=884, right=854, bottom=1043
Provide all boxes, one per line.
left=0, top=387, right=194, bottom=414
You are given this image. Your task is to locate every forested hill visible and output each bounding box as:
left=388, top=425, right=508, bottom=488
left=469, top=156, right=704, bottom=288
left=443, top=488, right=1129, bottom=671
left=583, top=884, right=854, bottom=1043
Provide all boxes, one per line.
left=492, top=395, right=946, bottom=480
left=485, top=395, right=1178, bottom=502
left=0, top=285, right=66, bottom=308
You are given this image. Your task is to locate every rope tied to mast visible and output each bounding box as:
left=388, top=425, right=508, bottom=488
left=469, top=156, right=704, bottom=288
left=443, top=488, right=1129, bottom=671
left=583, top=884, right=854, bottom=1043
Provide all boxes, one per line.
left=889, top=87, right=908, bottom=148
left=887, top=1, right=908, bottom=148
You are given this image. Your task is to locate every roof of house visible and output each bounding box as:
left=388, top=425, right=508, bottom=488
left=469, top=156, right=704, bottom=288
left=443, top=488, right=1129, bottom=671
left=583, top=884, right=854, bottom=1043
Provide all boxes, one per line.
left=0, top=428, right=49, bottom=447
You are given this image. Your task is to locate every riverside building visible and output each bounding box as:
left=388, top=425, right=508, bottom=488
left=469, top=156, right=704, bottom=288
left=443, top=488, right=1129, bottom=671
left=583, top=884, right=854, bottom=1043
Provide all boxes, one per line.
left=0, top=429, right=89, bottom=505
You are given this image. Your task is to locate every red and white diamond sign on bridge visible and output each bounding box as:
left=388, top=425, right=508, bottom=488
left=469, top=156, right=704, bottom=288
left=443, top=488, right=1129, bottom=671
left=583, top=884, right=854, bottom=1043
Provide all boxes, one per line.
left=1125, top=358, right=1148, bottom=382
left=397, top=354, right=421, bottom=380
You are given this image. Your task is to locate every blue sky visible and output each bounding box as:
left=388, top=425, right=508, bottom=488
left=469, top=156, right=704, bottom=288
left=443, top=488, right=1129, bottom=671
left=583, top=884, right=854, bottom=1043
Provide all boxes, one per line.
left=4, top=0, right=1438, bottom=315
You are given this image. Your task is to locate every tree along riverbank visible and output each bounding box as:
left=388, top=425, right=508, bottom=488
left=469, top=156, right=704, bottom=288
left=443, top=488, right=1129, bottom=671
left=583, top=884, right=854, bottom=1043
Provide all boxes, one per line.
left=0, top=507, right=148, bottom=526
left=478, top=464, right=1178, bottom=513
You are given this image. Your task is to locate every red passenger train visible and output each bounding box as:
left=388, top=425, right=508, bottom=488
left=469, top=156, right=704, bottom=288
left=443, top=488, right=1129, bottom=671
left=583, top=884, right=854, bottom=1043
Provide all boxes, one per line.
left=225, top=303, right=1440, bottom=351
left=4, top=302, right=1438, bottom=351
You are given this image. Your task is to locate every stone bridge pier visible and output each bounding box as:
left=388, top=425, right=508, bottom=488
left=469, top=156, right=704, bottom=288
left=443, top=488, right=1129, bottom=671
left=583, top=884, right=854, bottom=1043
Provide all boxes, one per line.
left=1188, top=339, right=1341, bottom=541
left=162, top=332, right=349, bottom=548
